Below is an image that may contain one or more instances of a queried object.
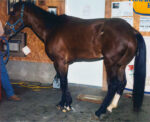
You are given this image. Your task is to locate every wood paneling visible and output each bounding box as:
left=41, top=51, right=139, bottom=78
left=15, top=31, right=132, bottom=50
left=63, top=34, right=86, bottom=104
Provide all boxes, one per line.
left=0, top=1, right=8, bottom=25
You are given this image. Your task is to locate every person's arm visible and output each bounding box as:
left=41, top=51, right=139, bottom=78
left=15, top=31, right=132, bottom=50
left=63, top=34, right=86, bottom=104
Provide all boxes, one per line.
left=0, top=20, right=5, bottom=44
left=0, top=20, right=4, bottom=36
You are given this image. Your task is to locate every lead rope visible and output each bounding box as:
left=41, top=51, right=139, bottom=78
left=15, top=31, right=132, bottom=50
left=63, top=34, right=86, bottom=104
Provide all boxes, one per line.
left=0, top=36, right=9, bottom=64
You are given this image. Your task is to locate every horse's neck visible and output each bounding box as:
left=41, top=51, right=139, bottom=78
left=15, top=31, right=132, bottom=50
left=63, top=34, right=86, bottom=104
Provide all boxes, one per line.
left=25, top=11, right=58, bottom=43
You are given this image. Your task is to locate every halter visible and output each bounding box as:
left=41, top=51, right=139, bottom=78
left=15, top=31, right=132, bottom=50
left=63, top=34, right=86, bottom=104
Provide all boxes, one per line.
left=0, top=36, right=10, bottom=64
left=6, top=4, right=25, bottom=34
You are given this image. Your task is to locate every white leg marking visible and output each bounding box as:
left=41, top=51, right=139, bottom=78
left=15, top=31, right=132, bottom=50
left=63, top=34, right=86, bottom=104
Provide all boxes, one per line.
left=107, top=93, right=120, bottom=112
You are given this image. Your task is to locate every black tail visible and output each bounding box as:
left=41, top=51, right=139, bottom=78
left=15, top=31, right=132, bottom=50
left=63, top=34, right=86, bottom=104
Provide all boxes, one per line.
left=133, top=33, right=146, bottom=111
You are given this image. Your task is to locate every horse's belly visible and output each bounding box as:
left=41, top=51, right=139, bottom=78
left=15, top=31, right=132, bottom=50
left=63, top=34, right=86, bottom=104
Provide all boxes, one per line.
left=70, top=50, right=103, bottom=61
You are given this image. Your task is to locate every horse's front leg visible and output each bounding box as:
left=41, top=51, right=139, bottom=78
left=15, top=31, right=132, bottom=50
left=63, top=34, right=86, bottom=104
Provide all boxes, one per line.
left=54, top=61, right=72, bottom=112
left=57, top=74, right=72, bottom=112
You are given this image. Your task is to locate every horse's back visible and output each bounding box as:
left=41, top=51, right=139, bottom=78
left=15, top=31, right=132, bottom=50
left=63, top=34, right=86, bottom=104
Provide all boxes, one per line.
left=46, top=17, right=137, bottom=64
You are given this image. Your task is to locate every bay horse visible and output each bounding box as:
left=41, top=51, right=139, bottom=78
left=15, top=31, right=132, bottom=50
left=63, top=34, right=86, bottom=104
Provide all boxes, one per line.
left=3, top=2, right=146, bottom=119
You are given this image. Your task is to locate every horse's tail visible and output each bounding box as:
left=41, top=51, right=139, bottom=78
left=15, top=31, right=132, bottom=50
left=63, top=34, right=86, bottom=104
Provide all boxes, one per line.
left=133, top=32, right=146, bottom=111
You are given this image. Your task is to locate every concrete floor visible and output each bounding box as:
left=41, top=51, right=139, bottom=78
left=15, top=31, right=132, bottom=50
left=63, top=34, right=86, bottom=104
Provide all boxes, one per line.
left=0, top=83, right=150, bottom=122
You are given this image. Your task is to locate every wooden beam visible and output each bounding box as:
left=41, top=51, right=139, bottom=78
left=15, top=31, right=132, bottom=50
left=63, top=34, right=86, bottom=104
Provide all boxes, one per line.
left=77, top=94, right=103, bottom=104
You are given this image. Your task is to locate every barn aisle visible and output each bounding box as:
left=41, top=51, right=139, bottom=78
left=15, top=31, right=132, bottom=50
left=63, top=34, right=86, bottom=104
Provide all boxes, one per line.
left=0, top=83, right=150, bottom=122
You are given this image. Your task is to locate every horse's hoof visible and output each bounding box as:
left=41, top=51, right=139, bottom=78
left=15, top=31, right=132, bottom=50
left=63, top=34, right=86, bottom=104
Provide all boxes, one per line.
left=99, top=110, right=111, bottom=120
left=99, top=114, right=107, bottom=120
left=62, top=108, right=67, bottom=113
left=56, top=104, right=72, bottom=112
left=64, top=106, right=71, bottom=111
left=56, top=105, right=61, bottom=110
left=107, top=106, right=112, bottom=113
left=106, top=109, right=112, bottom=114
left=91, top=113, right=109, bottom=121
left=91, top=114, right=100, bottom=121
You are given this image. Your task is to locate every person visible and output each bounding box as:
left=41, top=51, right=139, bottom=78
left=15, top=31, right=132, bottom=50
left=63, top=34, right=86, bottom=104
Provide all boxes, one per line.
left=0, top=20, right=20, bottom=101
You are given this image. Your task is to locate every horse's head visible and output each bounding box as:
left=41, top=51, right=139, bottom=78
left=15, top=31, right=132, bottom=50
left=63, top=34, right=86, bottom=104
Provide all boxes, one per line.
left=4, top=2, right=25, bottom=38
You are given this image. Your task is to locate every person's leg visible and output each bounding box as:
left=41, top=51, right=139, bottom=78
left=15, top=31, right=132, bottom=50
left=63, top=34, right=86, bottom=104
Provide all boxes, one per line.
left=0, top=58, right=2, bottom=100
left=1, top=62, right=14, bottom=98
left=1, top=56, right=20, bottom=100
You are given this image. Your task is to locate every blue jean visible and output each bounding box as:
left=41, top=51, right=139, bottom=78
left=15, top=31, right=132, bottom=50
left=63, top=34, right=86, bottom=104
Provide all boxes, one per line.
left=0, top=55, right=14, bottom=98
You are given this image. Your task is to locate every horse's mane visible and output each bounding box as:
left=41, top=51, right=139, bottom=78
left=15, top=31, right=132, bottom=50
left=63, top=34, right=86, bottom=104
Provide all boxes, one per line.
left=12, top=1, right=101, bottom=29
left=13, top=2, right=67, bottom=27
left=13, top=2, right=55, bottom=16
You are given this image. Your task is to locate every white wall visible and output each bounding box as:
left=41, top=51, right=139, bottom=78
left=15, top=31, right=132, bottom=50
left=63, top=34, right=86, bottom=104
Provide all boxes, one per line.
left=68, top=61, right=103, bottom=86
left=65, top=0, right=105, bottom=19
left=66, top=0, right=105, bottom=87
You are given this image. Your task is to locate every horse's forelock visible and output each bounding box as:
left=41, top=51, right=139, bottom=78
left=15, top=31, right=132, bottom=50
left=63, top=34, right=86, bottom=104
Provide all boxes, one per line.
left=13, top=2, right=35, bottom=12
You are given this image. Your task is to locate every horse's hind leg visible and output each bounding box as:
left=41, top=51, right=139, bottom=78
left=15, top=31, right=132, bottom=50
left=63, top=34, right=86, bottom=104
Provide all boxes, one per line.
left=95, top=63, right=120, bottom=118
left=107, top=66, right=127, bottom=112
left=54, top=60, right=72, bottom=112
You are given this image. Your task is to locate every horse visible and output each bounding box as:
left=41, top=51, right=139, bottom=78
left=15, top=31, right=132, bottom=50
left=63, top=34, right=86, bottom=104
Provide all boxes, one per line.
left=3, top=2, right=146, bottom=119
